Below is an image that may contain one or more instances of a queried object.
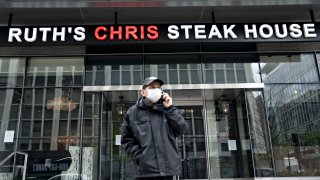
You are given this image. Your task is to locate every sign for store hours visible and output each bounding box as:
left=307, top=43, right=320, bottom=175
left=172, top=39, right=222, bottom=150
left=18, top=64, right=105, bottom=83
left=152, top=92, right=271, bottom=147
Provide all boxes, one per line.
left=2, top=23, right=320, bottom=45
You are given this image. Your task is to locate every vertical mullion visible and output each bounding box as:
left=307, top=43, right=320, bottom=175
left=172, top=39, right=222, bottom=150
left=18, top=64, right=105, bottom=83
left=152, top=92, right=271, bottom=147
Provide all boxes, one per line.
left=29, top=88, right=35, bottom=150
left=97, top=92, right=103, bottom=180
left=313, top=51, right=320, bottom=82
left=243, top=90, right=257, bottom=178
left=234, top=63, right=238, bottom=83
left=40, top=67, right=49, bottom=150
left=41, top=88, right=47, bottom=150
left=79, top=89, right=84, bottom=178
left=177, top=64, right=180, bottom=84
left=79, top=55, right=86, bottom=178
left=187, top=64, right=191, bottom=84
left=261, top=86, right=277, bottom=177
left=12, top=56, right=29, bottom=180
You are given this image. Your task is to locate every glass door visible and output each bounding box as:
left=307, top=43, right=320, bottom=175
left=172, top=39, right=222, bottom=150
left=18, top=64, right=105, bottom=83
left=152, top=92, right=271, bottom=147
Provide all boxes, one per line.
left=87, top=89, right=208, bottom=180
left=86, top=88, right=273, bottom=180
left=173, top=89, right=207, bottom=179
left=83, top=91, right=139, bottom=180
left=205, top=89, right=273, bottom=179
left=205, top=89, right=253, bottom=178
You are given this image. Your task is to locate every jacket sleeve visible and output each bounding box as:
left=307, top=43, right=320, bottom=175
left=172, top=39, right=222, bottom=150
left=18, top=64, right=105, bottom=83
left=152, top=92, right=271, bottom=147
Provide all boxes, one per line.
left=121, top=112, right=142, bottom=165
left=166, top=106, right=189, bottom=137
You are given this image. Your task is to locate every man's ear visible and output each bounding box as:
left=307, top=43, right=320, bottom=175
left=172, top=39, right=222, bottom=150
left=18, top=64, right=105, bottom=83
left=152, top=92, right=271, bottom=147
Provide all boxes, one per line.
left=140, top=89, right=147, bottom=97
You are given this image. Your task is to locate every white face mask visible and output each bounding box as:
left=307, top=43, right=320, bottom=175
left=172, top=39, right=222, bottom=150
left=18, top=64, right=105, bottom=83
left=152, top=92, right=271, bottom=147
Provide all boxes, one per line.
left=146, top=88, right=162, bottom=103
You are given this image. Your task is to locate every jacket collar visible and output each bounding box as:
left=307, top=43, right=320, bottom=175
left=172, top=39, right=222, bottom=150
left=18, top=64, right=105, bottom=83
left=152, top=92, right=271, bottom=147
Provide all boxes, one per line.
left=136, top=97, right=164, bottom=112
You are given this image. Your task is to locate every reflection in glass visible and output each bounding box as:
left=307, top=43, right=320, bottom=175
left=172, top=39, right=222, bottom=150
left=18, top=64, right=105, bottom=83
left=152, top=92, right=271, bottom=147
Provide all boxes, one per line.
left=170, top=89, right=207, bottom=179
left=85, top=56, right=143, bottom=86
left=265, top=84, right=320, bottom=177
left=203, top=63, right=261, bottom=84
left=19, top=88, right=82, bottom=179
left=177, top=105, right=207, bottom=179
left=0, top=89, right=21, bottom=154
left=245, top=91, right=274, bottom=177
left=260, top=54, right=319, bottom=83
left=317, top=54, right=320, bottom=73
left=144, top=55, right=202, bottom=84
left=86, top=54, right=263, bottom=86
left=0, top=58, right=25, bottom=87
left=89, top=91, right=138, bottom=180
left=205, top=89, right=254, bottom=178
left=26, top=57, right=84, bottom=87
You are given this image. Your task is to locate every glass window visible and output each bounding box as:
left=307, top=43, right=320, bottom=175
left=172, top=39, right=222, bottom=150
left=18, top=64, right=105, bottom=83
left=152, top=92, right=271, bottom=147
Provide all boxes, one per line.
left=145, top=54, right=202, bottom=85
left=260, top=54, right=319, bottom=83
left=227, top=70, right=236, bottom=83
left=83, top=93, right=101, bottom=138
left=317, top=53, right=320, bottom=75
left=18, top=87, right=81, bottom=179
left=0, top=89, right=22, bottom=150
left=245, top=90, right=273, bottom=177
left=0, top=58, right=25, bottom=87
left=202, top=54, right=261, bottom=84
left=265, top=84, right=320, bottom=177
left=205, top=89, right=256, bottom=178
left=216, top=70, right=225, bottom=83
left=85, top=55, right=143, bottom=86
left=0, top=88, right=23, bottom=178
left=26, top=57, right=84, bottom=87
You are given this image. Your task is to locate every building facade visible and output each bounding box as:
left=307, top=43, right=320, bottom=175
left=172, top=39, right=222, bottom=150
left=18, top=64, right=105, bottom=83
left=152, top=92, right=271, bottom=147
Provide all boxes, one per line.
left=0, top=1, right=320, bottom=179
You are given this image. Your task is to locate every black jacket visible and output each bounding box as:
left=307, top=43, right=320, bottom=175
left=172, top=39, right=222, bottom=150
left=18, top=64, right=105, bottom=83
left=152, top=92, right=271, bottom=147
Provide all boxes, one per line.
left=121, top=97, right=189, bottom=178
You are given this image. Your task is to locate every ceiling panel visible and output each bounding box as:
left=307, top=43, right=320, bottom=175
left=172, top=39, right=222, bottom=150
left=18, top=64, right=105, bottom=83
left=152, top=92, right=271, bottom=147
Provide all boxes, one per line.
left=0, top=5, right=320, bottom=26
left=116, top=7, right=204, bottom=23
left=210, top=5, right=317, bottom=23
left=0, top=8, right=84, bottom=25
left=4, top=0, right=320, bottom=8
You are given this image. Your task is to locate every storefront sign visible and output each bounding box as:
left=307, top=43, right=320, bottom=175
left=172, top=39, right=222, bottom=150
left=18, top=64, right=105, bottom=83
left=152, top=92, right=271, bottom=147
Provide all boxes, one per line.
left=2, top=23, right=320, bottom=46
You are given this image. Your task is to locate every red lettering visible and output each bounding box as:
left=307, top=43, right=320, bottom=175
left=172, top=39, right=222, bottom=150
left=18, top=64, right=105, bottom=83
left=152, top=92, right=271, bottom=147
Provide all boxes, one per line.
left=147, top=25, right=158, bottom=40
left=140, top=26, right=145, bottom=40
left=95, top=25, right=158, bottom=41
left=125, top=26, right=138, bottom=40
left=110, top=26, right=122, bottom=40
left=95, top=26, right=107, bottom=41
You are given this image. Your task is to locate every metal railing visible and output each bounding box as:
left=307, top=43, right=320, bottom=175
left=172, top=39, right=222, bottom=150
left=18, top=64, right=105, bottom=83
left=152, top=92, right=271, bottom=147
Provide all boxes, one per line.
left=0, top=151, right=28, bottom=180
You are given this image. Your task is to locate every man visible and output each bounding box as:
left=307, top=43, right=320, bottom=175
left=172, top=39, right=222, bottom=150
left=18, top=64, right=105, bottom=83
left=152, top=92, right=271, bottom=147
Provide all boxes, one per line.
left=121, top=77, right=189, bottom=180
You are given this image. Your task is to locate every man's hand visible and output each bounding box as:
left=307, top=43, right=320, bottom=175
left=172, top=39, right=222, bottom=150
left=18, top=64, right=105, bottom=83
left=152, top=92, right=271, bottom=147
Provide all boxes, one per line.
left=162, top=93, right=173, bottom=108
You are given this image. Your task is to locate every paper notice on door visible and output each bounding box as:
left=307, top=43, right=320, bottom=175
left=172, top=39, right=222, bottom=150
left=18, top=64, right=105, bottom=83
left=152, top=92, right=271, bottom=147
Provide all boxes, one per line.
left=228, top=140, right=237, bottom=151
left=115, top=135, right=121, bottom=145
left=4, top=130, right=14, bottom=143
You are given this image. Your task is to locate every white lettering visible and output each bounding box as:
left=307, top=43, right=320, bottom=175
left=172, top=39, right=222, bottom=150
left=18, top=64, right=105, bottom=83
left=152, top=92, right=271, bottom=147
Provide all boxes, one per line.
left=8, top=28, right=22, bottom=42
left=181, top=25, right=192, bottom=39
left=208, top=25, right=222, bottom=39
left=259, top=24, right=273, bottom=39
left=39, top=27, right=51, bottom=41
left=194, top=25, right=206, bottom=39
left=24, top=28, right=37, bottom=42
left=244, top=24, right=257, bottom=39
left=303, top=23, right=317, bottom=38
left=167, top=25, right=179, bottom=39
left=73, top=27, right=86, bottom=41
left=52, top=27, right=65, bottom=42
left=223, top=25, right=237, bottom=38
left=289, top=24, right=302, bottom=38
left=274, top=24, right=288, bottom=38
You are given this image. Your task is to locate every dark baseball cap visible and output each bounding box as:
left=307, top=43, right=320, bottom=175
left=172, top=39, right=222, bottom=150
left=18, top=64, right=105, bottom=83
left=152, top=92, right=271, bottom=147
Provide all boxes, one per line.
left=142, top=77, right=164, bottom=86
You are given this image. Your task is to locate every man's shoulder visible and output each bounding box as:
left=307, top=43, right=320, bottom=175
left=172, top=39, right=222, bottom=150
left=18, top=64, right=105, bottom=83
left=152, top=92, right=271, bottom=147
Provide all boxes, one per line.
left=127, top=104, right=138, bottom=113
left=126, top=104, right=143, bottom=119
